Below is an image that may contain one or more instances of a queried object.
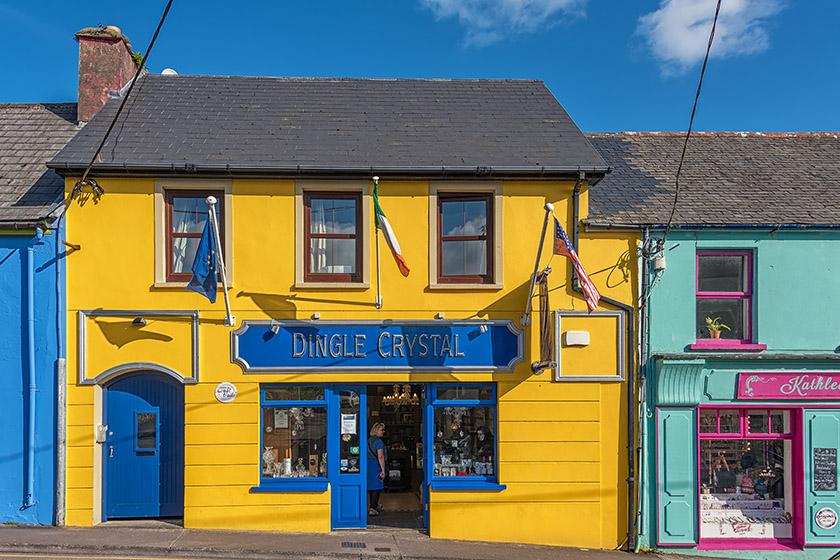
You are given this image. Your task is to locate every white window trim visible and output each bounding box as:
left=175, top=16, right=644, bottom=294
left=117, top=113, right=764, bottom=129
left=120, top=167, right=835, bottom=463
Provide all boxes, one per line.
left=154, top=178, right=233, bottom=288
left=428, top=181, right=503, bottom=290
left=295, top=180, right=370, bottom=288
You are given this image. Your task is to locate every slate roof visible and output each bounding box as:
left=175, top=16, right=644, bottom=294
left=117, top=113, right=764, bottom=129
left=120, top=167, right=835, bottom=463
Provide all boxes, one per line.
left=0, top=103, right=79, bottom=227
left=586, top=132, right=840, bottom=227
left=49, top=75, right=606, bottom=177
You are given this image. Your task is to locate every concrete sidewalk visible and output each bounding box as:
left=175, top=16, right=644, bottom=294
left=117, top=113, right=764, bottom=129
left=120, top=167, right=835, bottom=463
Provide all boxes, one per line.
left=0, top=522, right=635, bottom=560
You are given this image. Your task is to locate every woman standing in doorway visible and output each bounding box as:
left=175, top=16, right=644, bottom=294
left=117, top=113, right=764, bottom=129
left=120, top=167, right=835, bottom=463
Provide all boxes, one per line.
left=367, top=422, right=387, bottom=517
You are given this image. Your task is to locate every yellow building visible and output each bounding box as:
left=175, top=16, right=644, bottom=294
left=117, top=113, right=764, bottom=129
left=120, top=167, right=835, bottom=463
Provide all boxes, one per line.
left=49, top=74, right=637, bottom=548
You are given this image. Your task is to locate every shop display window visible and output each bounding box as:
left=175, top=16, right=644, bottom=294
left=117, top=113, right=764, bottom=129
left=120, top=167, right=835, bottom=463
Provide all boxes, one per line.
left=431, top=384, right=497, bottom=478
left=261, top=385, right=327, bottom=479
left=699, top=408, right=793, bottom=541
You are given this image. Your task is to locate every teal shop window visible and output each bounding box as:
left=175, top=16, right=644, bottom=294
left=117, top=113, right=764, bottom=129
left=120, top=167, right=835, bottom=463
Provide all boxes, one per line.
left=699, top=408, right=794, bottom=542
left=431, top=384, right=498, bottom=482
left=260, top=385, right=327, bottom=480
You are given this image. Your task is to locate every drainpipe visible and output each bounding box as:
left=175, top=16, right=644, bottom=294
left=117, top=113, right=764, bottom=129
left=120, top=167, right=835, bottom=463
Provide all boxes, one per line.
left=55, top=215, right=66, bottom=526
left=570, top=180, right=636, bottom=551
left=635, top=228, right=651, bottom=551
left=23, top=228, right=44, bottom=509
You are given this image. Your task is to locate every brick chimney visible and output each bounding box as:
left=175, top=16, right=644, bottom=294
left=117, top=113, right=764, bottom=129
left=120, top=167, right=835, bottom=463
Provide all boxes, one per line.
left=75, top=26, right=138, bottom=122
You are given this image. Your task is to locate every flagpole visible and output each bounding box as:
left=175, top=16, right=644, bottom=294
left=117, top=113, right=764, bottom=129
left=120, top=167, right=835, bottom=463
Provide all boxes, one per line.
left=520, top=202, right=554, bottom=327
left=206, top=196, right=235, bottom=326
left=373, top=176, right=382, bottom=309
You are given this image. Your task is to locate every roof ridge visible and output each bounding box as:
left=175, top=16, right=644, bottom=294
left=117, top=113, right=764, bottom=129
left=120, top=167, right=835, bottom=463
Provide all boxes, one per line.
left=586, top=131, right=840, bottom=138
left=145, top=74, right=544, bottom=84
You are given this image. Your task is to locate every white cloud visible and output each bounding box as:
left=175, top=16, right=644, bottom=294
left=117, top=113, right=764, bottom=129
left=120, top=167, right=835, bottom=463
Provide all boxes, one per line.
left=420, top=0, right=586, bottom=47
left=638, top=0, right=784, bottom=75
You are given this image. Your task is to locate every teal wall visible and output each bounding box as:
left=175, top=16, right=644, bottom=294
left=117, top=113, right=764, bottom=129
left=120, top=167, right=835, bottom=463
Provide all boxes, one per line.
left=648, top=230, right=840, bottom=354
left=637, top=229, right=840, bottom=556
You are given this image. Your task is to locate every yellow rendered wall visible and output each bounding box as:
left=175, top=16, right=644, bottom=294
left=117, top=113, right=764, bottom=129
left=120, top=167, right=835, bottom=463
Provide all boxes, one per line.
left=63, top=177, right=637, bottom=548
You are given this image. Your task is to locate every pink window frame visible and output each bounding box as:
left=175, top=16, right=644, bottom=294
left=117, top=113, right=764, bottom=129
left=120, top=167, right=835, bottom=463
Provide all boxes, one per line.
left=696, top=406, right=799, bottom=551
left=691, top=251, right=766, bottom=350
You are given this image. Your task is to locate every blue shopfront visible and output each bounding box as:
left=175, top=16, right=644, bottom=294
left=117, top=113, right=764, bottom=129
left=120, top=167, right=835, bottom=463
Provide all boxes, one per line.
left=235, top=320, right=521, bottom=529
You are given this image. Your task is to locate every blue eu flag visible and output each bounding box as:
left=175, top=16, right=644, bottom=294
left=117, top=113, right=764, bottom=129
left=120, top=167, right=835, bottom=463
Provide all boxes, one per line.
left=185, top=219, right=217, bottom=303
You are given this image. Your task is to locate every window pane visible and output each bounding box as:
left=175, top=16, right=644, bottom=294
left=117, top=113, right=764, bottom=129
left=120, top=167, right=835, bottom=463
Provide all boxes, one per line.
left=339, top=391, right=360, bottom=474
left=310, top=238, right=356, bottom=274
left=433, top=406, right=495, bottom=477
left=437, top=386, right=493, bottom=401
left=264, top=387, right=325, bottom=401
left=719, top=410, right=740, bottom=433
left=770, top=410, right=790, bottom=434
left=697, top=298, right=746, bottom=340
left=171, top=237, right=201, bottom=274
left=262, top=406, right=327, bottom=478
left=136, top=412, right=156, bottom=450
left=698, top=254, right=747, bottom=293
left=442, top=240, right=487, bottom=276
left=699, top=409, right=718, bottom=433
left=172, top=197, right=209, bottom=234
left=441, top=200, right=487, bottom=237
left=311, top=198, right=356, bottom=235
left=748, top=410, right=769, bottom=434
left=700, top=439, right=790, bottom=539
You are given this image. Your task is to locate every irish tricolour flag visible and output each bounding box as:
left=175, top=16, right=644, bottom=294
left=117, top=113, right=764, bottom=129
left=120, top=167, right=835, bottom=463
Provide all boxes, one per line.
left=373, top=178, right=410, bottom=277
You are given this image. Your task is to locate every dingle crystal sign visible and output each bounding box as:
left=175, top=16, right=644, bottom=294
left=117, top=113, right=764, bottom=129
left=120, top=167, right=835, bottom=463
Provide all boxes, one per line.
left=231, top=320, right=524, bottom=373
left=738, top=373, right=840, bottom=399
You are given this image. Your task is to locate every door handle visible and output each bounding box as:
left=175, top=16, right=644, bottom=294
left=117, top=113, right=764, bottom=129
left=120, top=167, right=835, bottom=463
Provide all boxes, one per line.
left=109, top=446, right=114, bottom=458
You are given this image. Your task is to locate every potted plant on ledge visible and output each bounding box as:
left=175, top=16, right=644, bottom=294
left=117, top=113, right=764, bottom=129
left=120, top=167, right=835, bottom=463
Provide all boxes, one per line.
left=705, top=316, right=731, bottom=339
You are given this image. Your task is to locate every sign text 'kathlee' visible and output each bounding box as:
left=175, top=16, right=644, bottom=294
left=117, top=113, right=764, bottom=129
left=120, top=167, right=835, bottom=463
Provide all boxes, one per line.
left=231, top=320, right=524, bottom=373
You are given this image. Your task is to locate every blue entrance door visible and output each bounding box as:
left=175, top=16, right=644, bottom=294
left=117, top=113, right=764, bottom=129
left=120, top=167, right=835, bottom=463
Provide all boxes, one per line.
left=104, top=372, right=184, bottom=518
left=330, top=386, right=366, bottom=528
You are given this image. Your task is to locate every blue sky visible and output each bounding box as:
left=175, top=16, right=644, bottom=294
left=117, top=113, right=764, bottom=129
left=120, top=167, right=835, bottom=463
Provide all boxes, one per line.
left=1, top=0, right=837, bottom=132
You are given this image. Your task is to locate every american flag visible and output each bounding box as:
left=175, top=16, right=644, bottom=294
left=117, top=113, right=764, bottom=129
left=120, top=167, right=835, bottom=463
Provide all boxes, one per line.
left=554, top=217, right=600, bottom=311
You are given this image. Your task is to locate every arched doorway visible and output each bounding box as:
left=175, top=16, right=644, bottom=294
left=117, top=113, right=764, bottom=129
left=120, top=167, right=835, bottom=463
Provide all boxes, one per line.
left=103, top=371, right=184, bottom=518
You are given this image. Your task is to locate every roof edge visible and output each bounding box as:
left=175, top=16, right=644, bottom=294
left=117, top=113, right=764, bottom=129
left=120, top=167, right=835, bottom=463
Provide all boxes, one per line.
left=48, top=162, right=611, bottom=180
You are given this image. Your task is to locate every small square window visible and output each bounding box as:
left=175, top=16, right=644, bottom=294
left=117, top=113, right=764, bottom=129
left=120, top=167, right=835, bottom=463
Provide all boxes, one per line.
left=718, top=410, right=740, bottom=433
left=747, top=409, right=769, bottom=434
left=696, top=252, right=752, bottom=343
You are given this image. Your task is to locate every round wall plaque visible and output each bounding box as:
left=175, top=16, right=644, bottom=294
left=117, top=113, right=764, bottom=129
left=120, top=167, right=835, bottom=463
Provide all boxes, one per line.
left=215, top=382, right=237, bottom=403
left=816, top=507, right=838, bottom=530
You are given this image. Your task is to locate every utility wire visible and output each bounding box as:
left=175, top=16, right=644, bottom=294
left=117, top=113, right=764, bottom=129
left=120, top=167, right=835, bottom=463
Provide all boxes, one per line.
left=661, top=0, right=722, bottom=245
left=66, top=0, right=174, bottom=208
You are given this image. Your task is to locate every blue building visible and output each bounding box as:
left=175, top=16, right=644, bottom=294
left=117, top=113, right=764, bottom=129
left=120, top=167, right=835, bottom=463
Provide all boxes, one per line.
left=0, top=103, right=79, bottom=524
left=589, top=132, right=840, bottom=558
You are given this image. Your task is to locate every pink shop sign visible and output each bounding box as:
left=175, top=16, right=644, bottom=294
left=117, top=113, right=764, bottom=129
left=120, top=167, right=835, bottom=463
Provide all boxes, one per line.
left=738, top=373, right=840, bottom=399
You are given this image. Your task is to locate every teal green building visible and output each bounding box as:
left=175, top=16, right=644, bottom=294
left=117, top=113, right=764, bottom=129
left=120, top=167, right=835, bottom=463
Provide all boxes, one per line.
left=588, top=132, right=840, bottom=558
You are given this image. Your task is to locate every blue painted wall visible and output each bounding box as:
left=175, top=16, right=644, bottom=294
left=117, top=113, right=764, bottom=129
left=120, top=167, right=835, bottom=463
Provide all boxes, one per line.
left=0, top=229, right=62, bottom=524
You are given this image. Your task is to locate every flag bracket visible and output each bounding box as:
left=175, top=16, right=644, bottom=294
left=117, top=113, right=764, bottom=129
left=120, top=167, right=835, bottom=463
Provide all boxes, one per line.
left=521, top=203, right=554, bottom=326
left=207, top=196, right=235, bottom=327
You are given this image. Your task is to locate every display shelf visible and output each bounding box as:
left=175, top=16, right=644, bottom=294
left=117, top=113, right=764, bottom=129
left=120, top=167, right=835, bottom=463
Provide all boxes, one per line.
left=700, top=492, right=791, bottom=539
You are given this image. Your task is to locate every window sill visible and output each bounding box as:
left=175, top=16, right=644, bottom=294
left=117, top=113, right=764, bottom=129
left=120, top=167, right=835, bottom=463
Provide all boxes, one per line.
left=251, top=480, right=329, bottom=492
left=430, top=480, right=506, bottom=491
left=689, top=341, right=767, bottom=351
left=154, top=281, right=233, bottom=289
left=428, top=283, right=503, bottom=291
left=294, top=282, right=370, bottom=290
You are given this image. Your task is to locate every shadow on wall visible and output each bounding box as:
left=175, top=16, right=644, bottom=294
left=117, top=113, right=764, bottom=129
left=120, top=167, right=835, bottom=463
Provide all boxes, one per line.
left=96, top=318, right=174, bottom=348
